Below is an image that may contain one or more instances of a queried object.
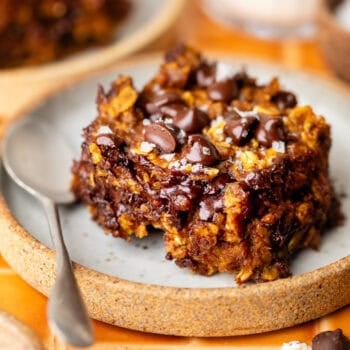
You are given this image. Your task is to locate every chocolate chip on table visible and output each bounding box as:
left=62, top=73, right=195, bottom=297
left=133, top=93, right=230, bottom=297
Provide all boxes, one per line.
left=255, top=114, right=285, bottom=147
left=144, top=123, right=177, bottom=153
left=207, top=79, right=236, bottom=103
left=96, top=134, right=115, bottom=147
left=145, top=92, right=183, bottom=114
left=224, top=116, right=258, bottom=146
left=312, top=329, right=350, bottom=350
left=271, top=90, right=297, bottom=110
left=162, top=104, right=210, bottom=133
left=196, top=63, right=216, bottom=87
left=182, top=134, right=220, bottom=166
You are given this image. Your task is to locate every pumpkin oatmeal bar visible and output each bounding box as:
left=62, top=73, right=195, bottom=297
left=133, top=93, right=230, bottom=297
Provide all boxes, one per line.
left=0, top=0, right=130, bottom=68
left=71, top=45, right=342, bottom=283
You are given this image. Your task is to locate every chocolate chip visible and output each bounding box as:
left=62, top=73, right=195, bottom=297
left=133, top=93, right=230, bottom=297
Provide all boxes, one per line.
left=223, top=109, right=241, bottom=120
left=160, top=103, right=187, bottom=118
left=196, top=63, right=216, bottom=87
left=144, top=123, right=177, bottom=153
left=312, top=329, right=350, bottom=350
left=224, top=116, right=258, bottom=146
left=271, top=90, right=297, bottom=110
left=160, top=104, right=210, bottom=133
left=255, top=114, right=285, bottom=147
left=207, top=79, right=236, bottom=103
left=145, top=92, right=183, bottom=114
left=167, top=106, right=210, bottom=133
left=96, top=134, right=115, bottom=147
left=182, top=135, right=220, bottom=166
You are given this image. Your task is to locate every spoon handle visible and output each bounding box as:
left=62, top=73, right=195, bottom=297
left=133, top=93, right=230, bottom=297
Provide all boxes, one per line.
left=41, top=197, right=94, bottom=347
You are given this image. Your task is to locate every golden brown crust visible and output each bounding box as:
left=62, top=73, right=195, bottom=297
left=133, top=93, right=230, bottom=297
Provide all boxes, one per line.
left=71, top=45, right=342, bottom=284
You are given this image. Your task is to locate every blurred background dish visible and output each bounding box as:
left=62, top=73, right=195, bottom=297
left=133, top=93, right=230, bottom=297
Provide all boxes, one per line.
left=201, top=0, right=318, bottom=38
left=0, top=0, right=185, bottom=79
left=317, top=0, right=350, bottom=82
left=0, top=0, right=185, bottom=118
left=0, top=0, right=131, bottom=69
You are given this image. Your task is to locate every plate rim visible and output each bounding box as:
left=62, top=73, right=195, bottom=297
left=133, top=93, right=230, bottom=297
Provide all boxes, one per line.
left=0, top=53, right=350, bottom=337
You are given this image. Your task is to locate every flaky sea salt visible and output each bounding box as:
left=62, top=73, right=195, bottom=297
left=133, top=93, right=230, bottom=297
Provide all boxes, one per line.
left=272, top=140, right=286, bottom=153
left=97, top=125, right=113, bottom=135
left=140, top=141, right=155, bottom=153
left=216, top=62, right=236, bottom=81
left=211, top=115, right=224, bottom=127
left=177, top=129, right=187, bottom=144
left=160, top=153, right=175, bottom=162
left=142, top=119, right=151, bottom=126
left=281, top=341, right=310, bottom=350
left=169, top=158, right=189, bottom=171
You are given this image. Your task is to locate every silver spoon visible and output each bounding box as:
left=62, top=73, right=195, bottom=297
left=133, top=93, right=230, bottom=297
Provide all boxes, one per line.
left=2, top=118, right=94, bottom=347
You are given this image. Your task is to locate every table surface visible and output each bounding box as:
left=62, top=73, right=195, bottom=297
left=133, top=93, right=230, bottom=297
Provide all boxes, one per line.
left=0, top=1, right=349, bottom=349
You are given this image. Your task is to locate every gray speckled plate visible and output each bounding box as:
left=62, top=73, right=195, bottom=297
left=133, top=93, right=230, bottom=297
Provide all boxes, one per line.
left=0, top=56, right=349, bottom=336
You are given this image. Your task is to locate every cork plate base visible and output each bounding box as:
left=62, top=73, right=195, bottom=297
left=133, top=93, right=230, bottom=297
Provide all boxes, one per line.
left=0, top=56, right=349, bottom=337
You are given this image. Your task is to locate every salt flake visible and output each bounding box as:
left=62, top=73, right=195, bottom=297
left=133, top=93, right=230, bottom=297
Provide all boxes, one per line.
left=281, top=341, right=310, bottom=350
left=216, top=62, right=236, bottom=82
left=140, top=141, right=155, bottom=153
left=272, top=140, right=285, bottom=153
left=97, top=125, right=113, bottom=135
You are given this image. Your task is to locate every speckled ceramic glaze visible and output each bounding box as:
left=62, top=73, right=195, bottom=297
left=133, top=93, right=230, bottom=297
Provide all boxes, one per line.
left=0, top=56, right=349, bottom=336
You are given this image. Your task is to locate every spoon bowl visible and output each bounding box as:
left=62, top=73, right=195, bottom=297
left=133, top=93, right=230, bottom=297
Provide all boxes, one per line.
left=3, top=119, right=75, bottom=204
left=2, top=118, right=93, bottom=347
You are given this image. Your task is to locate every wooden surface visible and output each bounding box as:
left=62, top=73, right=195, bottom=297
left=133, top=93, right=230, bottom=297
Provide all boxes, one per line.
left=0, top=0, right=349, bottom=349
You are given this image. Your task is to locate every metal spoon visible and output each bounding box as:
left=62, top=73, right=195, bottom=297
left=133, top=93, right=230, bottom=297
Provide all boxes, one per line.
left=2, top=118, right=94, bottom=347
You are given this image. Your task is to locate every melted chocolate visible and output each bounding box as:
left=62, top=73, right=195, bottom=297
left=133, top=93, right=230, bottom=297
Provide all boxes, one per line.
left=182, top=134, right=220, bottom=166
left=144, top=123, right=177, bottom=153
left=207, top=79, right=236, bottom=103
left=255, top=114, right=285, bottom=147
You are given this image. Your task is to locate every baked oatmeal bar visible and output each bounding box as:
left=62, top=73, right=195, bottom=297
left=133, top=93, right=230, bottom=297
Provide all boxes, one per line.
left=71, top=45, right=342, bottom=283
left=0, top=0, right=130, bottom=68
